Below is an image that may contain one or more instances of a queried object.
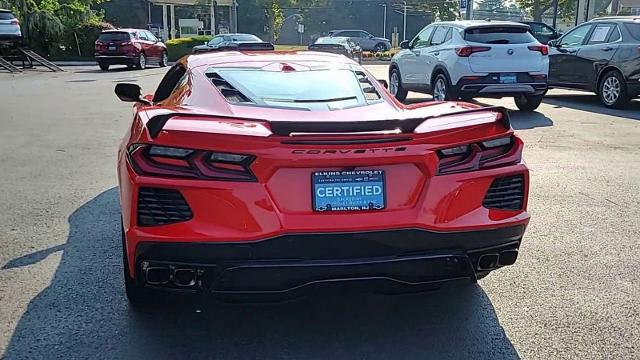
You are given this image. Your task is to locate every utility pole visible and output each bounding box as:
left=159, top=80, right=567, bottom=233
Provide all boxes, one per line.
left=403, top=2, right=407, bottom=40
left=552, top=0, right=559, bottom=28
left=465, top=0, right=474, bottom=20
left=381, top=3, right=387, bottom=39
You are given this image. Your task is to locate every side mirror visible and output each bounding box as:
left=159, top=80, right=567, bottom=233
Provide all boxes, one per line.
left=115, top=83, right=151, bottom=105
left=378, top=79, right=388, bottom=89
left=400, top=40, right=410, bottom=49
left=548, top=39, right=558, bottom=47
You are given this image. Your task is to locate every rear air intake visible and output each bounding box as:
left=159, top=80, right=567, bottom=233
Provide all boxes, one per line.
left=137, top=187, right=193, bottom=226
left=482, top=175, right=525, bottom=210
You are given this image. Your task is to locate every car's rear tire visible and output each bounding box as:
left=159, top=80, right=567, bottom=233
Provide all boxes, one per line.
left=374, top=43, right=386, bottom=53
left=514, top=94, right=544, bottom=111
left=598, top=70, right=630, bottom=109
left=98, top=62, right=109, bottom=71
left=136, top=53, right=147, bottom=70
left=431, top=73, right=456, bottom=101
left=122, top=224, right=153, bottom=305
left=389, top=67, right=408, bottom=102
left=159, top=51, right=168, bottom=67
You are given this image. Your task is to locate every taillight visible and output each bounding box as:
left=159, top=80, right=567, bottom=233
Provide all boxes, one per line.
left=10, top=19, right=19, bottom=25
left=528, top=45, right=548, bottom=55
left=121, top=41, right=133, bottom=46
left=455, top=46, right=491, bottom=57
left=437, top=136, right=522, bottom=175
left=127, top=144, right=257, bottom=181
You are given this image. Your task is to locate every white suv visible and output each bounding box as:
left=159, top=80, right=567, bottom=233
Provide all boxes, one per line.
left=0, top=9, right=21, bottom=45
left=390, top=21, right=549, bottom=111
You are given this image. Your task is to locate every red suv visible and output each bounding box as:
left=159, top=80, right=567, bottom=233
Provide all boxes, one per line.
left=95, top=29, right=168, bottom=71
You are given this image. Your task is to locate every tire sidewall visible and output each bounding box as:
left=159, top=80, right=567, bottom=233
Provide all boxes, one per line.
left=599, top=71, right=628, bottom=108
left=138, top=53, right=146, bottom=70
left=390, top=67, right=407, bottom=101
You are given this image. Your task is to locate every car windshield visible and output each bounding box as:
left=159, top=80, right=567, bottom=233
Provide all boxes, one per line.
left=0, top=11, right=16, bottom=20
left=213, top=68, right=376, bottom=110
left=624, top=23, right=640, bottom=41
left=97, top=32, right=131, bottom=42
left=465, top=26, right=537, bottom=44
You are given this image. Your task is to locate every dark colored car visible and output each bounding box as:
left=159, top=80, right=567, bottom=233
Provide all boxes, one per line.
left=548, top=16, right=640, bottom=108
left=192, top=33, right=270, bottom=53
left=520, top=21, right=561, bottom=44
left=328, top=29, right=391, bottom=52
left=113, top=50, right=529, bottom=304
left=308, top=36, right=363, bottom=63
left=95, top=29, right=168, bottom=71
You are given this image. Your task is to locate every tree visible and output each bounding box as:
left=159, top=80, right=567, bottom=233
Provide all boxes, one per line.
left=515, top=0, right=579, bottom=21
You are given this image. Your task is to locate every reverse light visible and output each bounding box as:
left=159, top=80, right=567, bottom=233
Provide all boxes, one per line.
left=437, top=136, right=521, bottom=175
left=127, top=144, right=256, bottom=181
left=455, top=46, right=491, bottom=57
left=528, top=45, right=548, bottom=55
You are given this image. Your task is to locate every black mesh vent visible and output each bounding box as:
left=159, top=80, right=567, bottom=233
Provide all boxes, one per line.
left=355, top=71, right=382, bottom=101
left=137, top=187, right=193, bottom=226
left=483, top=175, right=525, bottom=210
left=207, top=72, right=252, bottom=103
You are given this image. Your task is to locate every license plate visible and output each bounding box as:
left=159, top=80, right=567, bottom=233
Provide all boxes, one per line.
left=108, top=45, right=117, bottom=51
left=500, top=73, right=517, bottom=84
left=312, top=170, right=385, bottom=212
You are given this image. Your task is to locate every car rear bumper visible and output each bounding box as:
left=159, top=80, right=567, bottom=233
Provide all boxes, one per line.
left=0, top=33, right=22, bottom=42
left=133, top=225, right=525, bottom=299
left=95, top=54, right=138, bottom=65
left=456, top=73, right=548, bottom=98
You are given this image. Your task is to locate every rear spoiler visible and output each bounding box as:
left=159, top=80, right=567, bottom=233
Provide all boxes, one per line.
left=145, top=106, right=510, bottom=139
left=204, top=42, right=275, bottom=53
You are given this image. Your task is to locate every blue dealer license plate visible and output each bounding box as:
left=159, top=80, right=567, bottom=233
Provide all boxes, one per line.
left=500, top=73, right=517, bottom=84
left=312, top=170, right=386, bottom=212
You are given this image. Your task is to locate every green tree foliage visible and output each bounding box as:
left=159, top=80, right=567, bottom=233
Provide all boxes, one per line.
left=1, top=0, right=109, bottom=57
left=514, top=0, right=579, bottom=21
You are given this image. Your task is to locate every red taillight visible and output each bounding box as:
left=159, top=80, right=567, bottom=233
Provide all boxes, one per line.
left=10, top=19, right=19, bottom=25
left=455, top=46, right=491, bottom=57
left=528, top=45, right=548, bottom=55
left=436, top=136, right=522, bottom=175
left=127, top=144, right=256, bottom=181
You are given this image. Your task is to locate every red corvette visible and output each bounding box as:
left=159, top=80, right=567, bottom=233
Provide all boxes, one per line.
left=115, top=50, right=529, bottom=304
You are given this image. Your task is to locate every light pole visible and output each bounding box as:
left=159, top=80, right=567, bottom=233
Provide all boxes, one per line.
left=233, top=0, right=238, bottom=33
left=379, top=3, right=387, bottom=39
left=403, top=2, right=407, bottom=41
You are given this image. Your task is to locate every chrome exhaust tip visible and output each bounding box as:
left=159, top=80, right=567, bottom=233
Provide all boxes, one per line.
left=477, top=253, right=499, bottom=271
left=498, top=249, right=519, bottom=266
left=173, top=268, right=197, bottom=287
left=145, top=266, right=171, bottom=285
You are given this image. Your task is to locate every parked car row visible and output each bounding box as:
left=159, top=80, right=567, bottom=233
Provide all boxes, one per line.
left=389, top=17, right=640, bottom=109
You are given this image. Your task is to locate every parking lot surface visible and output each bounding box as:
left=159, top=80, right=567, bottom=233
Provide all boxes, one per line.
left=0, top=66, right=639, bottom=359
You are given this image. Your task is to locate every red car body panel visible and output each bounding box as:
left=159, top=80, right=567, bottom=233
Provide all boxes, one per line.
left=117, top=51, right=530, bottom=295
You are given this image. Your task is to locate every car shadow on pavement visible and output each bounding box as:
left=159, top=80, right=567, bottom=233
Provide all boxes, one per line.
left=3, top=188, right=520, bottom=360
left=543, top=94, right=640, bottom=121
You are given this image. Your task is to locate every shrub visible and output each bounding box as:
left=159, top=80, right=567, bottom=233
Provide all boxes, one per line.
left=166, top=36, right=212, bottom=61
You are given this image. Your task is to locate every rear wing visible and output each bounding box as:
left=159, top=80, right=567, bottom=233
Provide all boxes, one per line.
left=144, top=106, right=510, bottom=139
left=205, top=42, right=275, bottom=53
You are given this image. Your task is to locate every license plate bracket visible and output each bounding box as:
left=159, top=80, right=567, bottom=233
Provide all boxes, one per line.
left=312, top=170, right=386, bottom=212
left=500, top=73, right=518, bottom=84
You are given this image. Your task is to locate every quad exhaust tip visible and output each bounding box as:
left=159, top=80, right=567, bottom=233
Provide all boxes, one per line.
left=145, top=266, right=171, bottom=285
left=173, top=268, right=197, bottom=287
left=498, top=249, right=518, bottom=266
left=477, top=254, right=499, bottom=271
left=142, top=263, right=198, bottom=287
left=477, top=249, right=519, bottom=271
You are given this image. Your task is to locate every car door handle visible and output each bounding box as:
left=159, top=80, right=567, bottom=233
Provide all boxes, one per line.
left=602, top=47, right=614, bottom=52
left=433, top=52, right=440, bottom=56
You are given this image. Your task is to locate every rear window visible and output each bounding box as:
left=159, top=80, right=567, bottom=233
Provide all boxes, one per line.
left=315, top=37, right=347, bottom=45
left=624, top=23, right=640, bottom=41
left=97, top=32, right=131, bottom=42
left=465, top=26, right=537, bottom=44
left=231, top=34, right=261, bottom=42
left=0, top=11, right=16, bottom=20
left=209, top=69, right=380, bottom=110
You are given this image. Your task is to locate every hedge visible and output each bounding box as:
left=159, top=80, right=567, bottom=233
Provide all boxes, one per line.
left=166, top=36, right=212, bottom=61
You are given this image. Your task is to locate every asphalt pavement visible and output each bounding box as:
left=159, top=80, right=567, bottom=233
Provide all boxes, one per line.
left=0, top=65, right=639, bottom=359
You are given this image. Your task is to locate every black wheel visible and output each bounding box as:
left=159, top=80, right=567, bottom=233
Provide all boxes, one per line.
left=136, top=53, right=147, bottom=70
left=374, top=43, right=386, bottom=53
left=98, top=62, right=109, bottom=71
left=598, top=70, right=630, bottom=109
left=431, top=73, right=456, bottom=101
left=122, top=224, right=153, bottom=305
left=389, top=67, right=408, bottom=102
left=514, top=94, right=544, bottom=111
left=159, top=51, right=168, bottom=67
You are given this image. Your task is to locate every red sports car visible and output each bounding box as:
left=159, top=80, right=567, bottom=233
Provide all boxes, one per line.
left=115, top=50, right=529, bottom=304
